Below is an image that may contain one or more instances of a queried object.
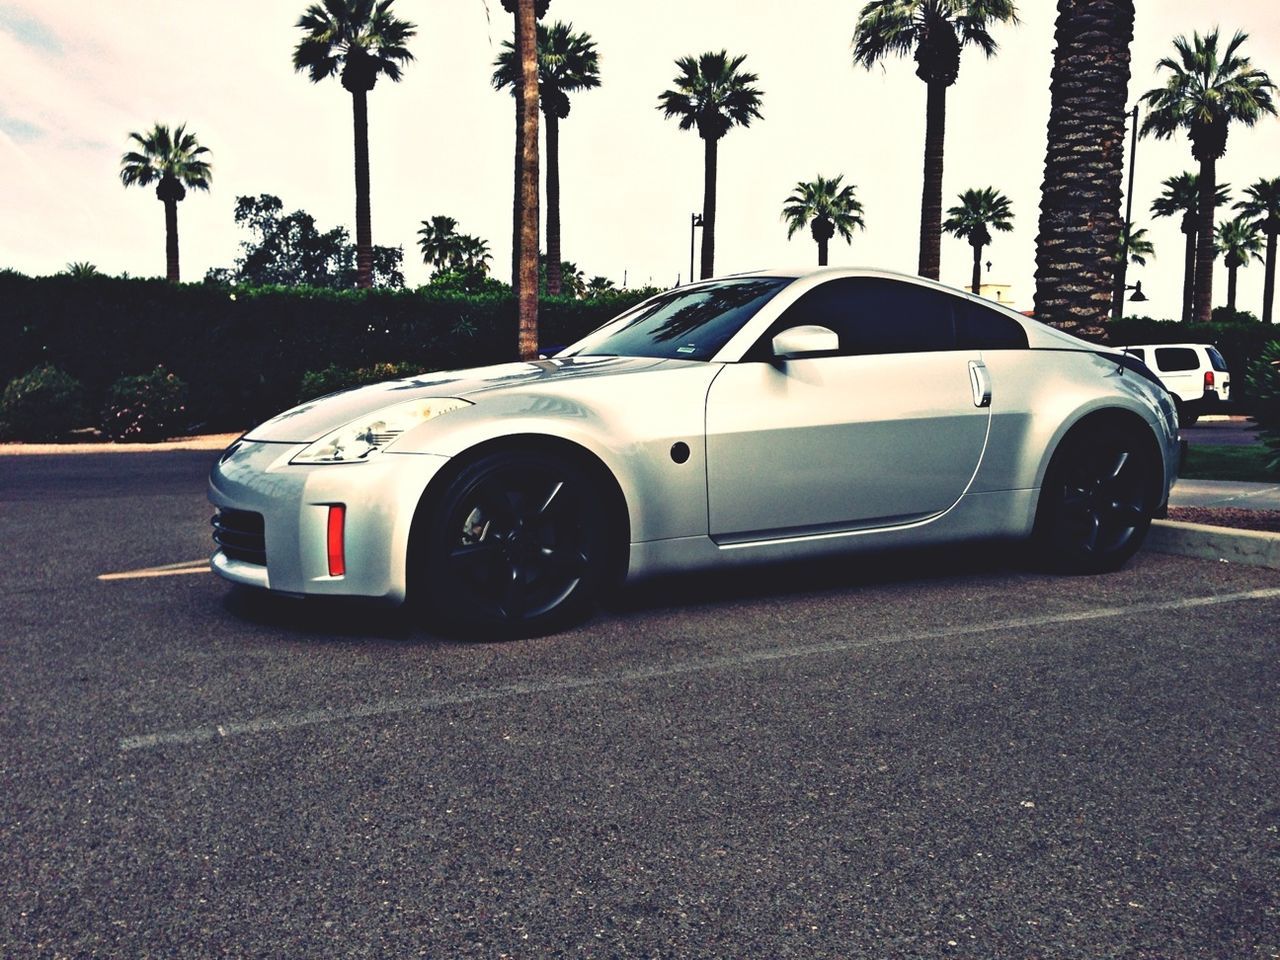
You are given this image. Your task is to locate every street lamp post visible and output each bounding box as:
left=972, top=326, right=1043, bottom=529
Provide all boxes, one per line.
left=1112, top=104, right=1141, bottom=323
left=690, top=213, right=704, bottom=284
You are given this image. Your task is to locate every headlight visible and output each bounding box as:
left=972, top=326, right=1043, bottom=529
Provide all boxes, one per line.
left=290, top=397, right=472, bottom=464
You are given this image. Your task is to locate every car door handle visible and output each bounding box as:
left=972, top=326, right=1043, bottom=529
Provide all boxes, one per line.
left=968, top=360, right=992, bottom=408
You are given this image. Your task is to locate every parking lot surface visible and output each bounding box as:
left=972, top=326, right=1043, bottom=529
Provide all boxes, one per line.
left=2, top=452, right=1277, bottom=958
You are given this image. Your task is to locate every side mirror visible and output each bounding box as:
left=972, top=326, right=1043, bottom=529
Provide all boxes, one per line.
left=771, top=324, right=839, bottom=360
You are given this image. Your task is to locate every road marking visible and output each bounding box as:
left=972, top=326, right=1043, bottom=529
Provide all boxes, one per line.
left=118, top=586, right=1280, bottom=752
left=98, top=559, right=210, bottom=581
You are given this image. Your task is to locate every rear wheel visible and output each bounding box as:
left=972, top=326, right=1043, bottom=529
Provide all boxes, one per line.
left=1033, top=422, right=1158, bottom=573
left=417, top=450, right=614, bottom=637
left=1174, top=399, right=1199, bottom=427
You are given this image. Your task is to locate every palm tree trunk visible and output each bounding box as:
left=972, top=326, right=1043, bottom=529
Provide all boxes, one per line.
left=1263, top=230, right=1277, bottom=324
left=163, top=197, right=180, bottom=283
left=510, top=30, right=524, bottom=290
left=1193, top=157, right=1217, bottom=323
left=918, top=81, right=946, bottom=281
left=351, top=88, right=373, bottom=289
left=971, top=242, right=983, bottom=295
left=516, top=0, right=540, bottom=360
left=1180, top=221, right=1196, bottom=324
left=546, top=113, right=562, bottom=296
left=700, top=136, right=718, bottom=280
left=1227, top=263, right=1238, bottom=312
left=1032, top=0, right=1134, bottom=331
left=817, top=235, right=829, bottom=267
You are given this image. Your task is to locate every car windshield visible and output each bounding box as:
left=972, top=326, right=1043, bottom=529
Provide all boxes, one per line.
left=560, top=277, right=791, bottom=361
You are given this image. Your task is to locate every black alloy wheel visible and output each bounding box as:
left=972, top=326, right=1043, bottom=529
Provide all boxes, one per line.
left=422, top=451, right=611, bottom=636
left=1036, top=424, right=1157, bottom=573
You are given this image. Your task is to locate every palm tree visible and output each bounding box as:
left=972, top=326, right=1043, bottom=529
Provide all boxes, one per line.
left=1032, top=0, right=1133, bottom=331
left=943, top=187, right=1013, bottom=295
left=1117, top=224, right=1155, bottom=266
left=1236, top=177, right=1280, bottom=323
left=585, top=276, right=616, bottom=297
left=499, top=0, right=543, bottom=359
left=853, top=0, right=1017, bottom=281
left=457, top=236, right=493, bottom=277
left=1150, top=172, right=1231, bottom=323
left=1214, top=214, right=1264, bottom=313
left=293, top=0, right=416, bottom=289
left=494, top=21, right=600, bottom=296
left=119, top=123, right=212, bottom=283
left=658, top=51, right=764, bottom=280
left=781, top=175, right=866, bottom=266
left=416, top=215, right=463, bottom=271
left=1111, top=224, right=1154, bottom=317
left=1140, top=28, right=1276, bottom=323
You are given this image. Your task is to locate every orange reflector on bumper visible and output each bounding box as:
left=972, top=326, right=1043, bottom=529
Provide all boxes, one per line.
left=327, top=505, right=346, bottom=577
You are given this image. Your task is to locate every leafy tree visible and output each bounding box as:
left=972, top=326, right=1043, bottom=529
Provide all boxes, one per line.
left=1141, top=28, right=1276, bottom=322
left=658, top=51, right=764, bottom=280
left=1032, top=0, right=1131, bottom=331
left=944, top=186, right=1013, bottom=295
left=1150, top=172, right=1231, bottom=322
left=207, top=194, right=403, bottom=289
left=293, top=0, right=416, bottom=289
left=1246, top=340, right=1280, bottom=473
left=781, top=175, right=866, bottom=266
left=1236, top=177, right=1280, bottom=323
left=119, top=123, right=212, bottom=282
left=1214, top=214, right=1264, bottom=313
left=494, top=20, right=600, bottom=295
left=63, top=262, right=100, bottom=278
left=854, top=0, right=1017, bottom=281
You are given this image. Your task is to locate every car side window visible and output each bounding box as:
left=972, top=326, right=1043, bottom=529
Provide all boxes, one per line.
left=765, top=278, right=957, bottom=357
left=1126, top=347, right=1146, bottom=363
left=954, top=300, right=1029, bottom=350
left=1154, top=347, right=1199, bottom=372
left=755, top=278, right=1029, bottom=359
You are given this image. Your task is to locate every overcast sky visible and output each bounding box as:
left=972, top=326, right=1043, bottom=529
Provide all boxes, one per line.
left=1, top=1, right=1278, bottom=318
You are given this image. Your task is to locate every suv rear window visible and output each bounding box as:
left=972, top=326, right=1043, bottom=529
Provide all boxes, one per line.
left=1154, top=347, right=1199, bottom=372
left=1207, top=346, right=1229, bottom=372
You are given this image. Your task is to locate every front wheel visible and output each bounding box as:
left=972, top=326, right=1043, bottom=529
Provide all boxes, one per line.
left=416, top=450, right=616, bottom=638
left=1033, top=423, right=1158, bottom=574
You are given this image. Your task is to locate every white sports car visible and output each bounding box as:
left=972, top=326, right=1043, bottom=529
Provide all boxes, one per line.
left=210, top=268, right=1181, bottom=635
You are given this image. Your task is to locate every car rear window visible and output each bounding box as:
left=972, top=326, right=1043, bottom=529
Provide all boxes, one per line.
left=1207, top=346, right=1229, bottom=372
left=1154, top=347, right=1199, bottom=372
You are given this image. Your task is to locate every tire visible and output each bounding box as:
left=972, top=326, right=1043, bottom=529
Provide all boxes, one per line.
left=1032, top=422, right=1158, bottom=574
left=1175, top=400, right=1199, bottom=427
left=416, top=450, right=615, bottom=638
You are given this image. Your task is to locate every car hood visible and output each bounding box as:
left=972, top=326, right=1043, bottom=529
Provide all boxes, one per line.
left=244, top=355, right=674, bottom=443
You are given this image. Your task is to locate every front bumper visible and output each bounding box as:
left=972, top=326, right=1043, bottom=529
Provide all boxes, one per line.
left=208, top=440, right=450, bottom=603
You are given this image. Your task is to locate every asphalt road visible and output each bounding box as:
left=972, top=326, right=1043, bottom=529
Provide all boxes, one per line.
left=2, top=453, right=1278, bottom=958
left=1182, top=417, right=1261, bottom=447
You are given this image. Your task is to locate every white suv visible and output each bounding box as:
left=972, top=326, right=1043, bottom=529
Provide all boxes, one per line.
left=1118, top=343, right=1230, bottom=425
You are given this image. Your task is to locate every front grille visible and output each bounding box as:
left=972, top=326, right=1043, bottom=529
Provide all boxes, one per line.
left=212, top=509, right=266, bottom=565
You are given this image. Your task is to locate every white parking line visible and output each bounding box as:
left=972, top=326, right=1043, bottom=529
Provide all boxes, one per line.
left=98, top=559, right=211, bottom=581
left=118, top=587, right=1280, bottom=752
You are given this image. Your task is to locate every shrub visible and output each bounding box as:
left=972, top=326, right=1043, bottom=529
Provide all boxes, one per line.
left=1247, top=340, right=1280, bottom=475
left=298, top=361, right=429, bottom=403
left=0, top=364, right=87, bottom=440
left=99, top=366, right=189, bottom=442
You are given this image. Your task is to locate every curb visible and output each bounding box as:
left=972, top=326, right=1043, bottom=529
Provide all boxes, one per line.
left=1147, top=519, right=1280, bottom=570
left=0, top=434, right=238, bottom=456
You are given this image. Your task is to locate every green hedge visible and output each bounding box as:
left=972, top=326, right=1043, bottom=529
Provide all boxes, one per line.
left=0, top=272, right=650, bottom=430
left=1107, top=316, right=1277, bottom=405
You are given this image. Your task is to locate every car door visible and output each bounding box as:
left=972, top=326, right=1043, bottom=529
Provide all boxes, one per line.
left=1152, top=346, right=1201, bottom=401
left=704, top=278, right=993, bottom=542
